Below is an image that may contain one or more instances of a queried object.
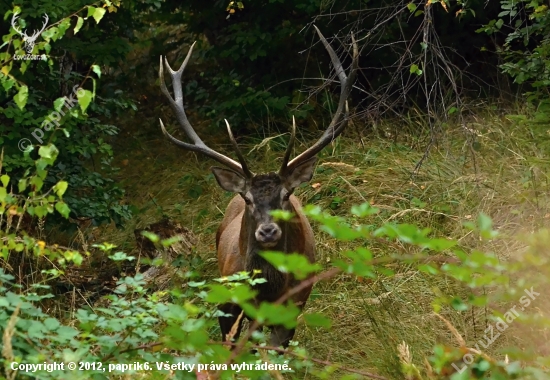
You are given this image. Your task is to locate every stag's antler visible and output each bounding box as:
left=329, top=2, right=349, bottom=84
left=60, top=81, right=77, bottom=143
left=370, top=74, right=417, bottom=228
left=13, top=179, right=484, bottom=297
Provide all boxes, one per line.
left=158, top=42, right=253, bottom=178
left=11, top=13, right=49, bottom=39
left=11, top=13, right=26, bottom=38
left=29, top=14, right=49, bottom=40
left=279, top=26, right=359, bottom=176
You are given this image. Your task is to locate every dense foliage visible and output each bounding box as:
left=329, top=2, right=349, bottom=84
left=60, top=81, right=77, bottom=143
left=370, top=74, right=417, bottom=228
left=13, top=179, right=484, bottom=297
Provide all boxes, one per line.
left=0, top=0, right=137, bottom=230
left=480, top=0, right=550, bottom=112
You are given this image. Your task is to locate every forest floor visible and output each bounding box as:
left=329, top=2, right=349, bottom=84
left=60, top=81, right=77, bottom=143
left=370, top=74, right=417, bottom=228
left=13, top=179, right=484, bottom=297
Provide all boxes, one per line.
left=85, top=103, right=550, bottom=378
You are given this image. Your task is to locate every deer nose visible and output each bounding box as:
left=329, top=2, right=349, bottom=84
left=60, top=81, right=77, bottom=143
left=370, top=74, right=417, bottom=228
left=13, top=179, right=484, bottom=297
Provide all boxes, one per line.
left=256, top=223, right=281, bottom=243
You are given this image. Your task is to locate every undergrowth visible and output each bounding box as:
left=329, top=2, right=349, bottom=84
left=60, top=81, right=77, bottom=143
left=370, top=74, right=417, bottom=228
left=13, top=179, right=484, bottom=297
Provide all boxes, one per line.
left=2, top=103, right=550, bottom=379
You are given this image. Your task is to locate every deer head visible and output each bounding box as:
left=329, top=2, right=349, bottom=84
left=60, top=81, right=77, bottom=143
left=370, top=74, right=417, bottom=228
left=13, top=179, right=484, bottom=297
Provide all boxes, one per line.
left=11, top=13, right=49, bottom=54
left=158, top=26, right=358, bottom=252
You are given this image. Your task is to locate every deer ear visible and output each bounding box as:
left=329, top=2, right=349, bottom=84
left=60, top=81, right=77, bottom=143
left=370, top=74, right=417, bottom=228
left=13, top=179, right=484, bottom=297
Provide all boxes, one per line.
left=211, top=167, right=248, bottom=193
left=284, top=157, right=317, bottom=190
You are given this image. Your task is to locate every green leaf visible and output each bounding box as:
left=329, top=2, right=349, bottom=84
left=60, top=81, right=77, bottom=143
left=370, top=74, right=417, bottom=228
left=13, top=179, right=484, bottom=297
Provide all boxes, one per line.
left=410, top=64, right=423, bottom=76
left=55, top=201, right=70, bottom=218
left=91, top=64, right=101, bottom=78
left=14, top=85, right=28, bottom=110
left=161, top=235, right=182, bottom=247
left=205, top=284, right=232, bottom=303
left=76, top=89, right=93, bottom=113
left=87, top=6, right=96, bottom=18
left=477, top=213, right=498, bottom=240
left=30, top=175, right=44, bottom=191
left=186, top=330, right=209, bottom=349
left=74, top=16, right=84, bottom=34
left=54, top=97, right=66, bottom=112
left=304, top=313, right=332, bottom=328
left=421, top=238, right=457, bottom=251
left=43, top=317, right=60, bottom=331
left=407, top=3, right=417, bottom=12
left=477, top=212, right=492, bottom=231
left=270, top=209, right=294, bottom=221
left=475, top=359, right=490, bottom=372
left=2, top=77, right=15, bottom=92
left=505, top=361, right=522, bottom=375
left=256, top=302, right=300, bottom=328
left=27, top=320, right=46, bottom=339
left=418, top=263, right=439, bottom=275
left=92, top=7, right=106, bottom=24
left=321, top=223, right=363, bottom=241
left=18, top=178, right=27, bottom=192
left=450, top=297, right=469, bottom=311
left=0, top=174, right=9, bottom=187
left=56, top=326, right=78, bottom=340
left=54, top=181, right=68, bottom=197
left=35, top=205, right=49, bottom=218
left=140, top=231, right=159, bottom=243
left=351, top=202, right=379, bottom=217
left=57, top=18, right=71, bottom=37
left=230, top=284, right=256, bottom=303
left=260, top=251, right=321, bottom=280
left=108, top=251, right=135, bottom=261
left=38, top=145, right=59, bottom=163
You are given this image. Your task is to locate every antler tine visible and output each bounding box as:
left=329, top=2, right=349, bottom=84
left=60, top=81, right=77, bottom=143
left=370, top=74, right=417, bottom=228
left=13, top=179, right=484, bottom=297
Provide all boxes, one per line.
left=225, top=119, right=253, bottom=178
left=158, top=43, right=246, bottom=175
left=38, top=14, right=49, bottom=35
left=11, top=13, right=25, bottom=37
left=30, top=14, right=48, bottom=37
left=278, top=115, right=296, bottom=175
left=284, top=26, right=358, bottom=173
left=159, top=42, right=203, bottom=145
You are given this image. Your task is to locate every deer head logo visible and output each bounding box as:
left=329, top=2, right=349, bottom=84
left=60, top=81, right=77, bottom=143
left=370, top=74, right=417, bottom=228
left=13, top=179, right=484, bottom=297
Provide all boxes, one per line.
left=11, top=12, right=49, bottom=54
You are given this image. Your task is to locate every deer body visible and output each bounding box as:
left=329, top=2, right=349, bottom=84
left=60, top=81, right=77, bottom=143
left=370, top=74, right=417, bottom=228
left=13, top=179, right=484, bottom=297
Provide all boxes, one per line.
left=216, top=191, right=316, bottom=347
left=158, top=26, right=358, bottom=348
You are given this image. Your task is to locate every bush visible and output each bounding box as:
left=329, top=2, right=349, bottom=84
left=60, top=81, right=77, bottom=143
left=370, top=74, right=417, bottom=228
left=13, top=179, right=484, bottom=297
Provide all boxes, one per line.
left=0, top=2, right=133, bottom=230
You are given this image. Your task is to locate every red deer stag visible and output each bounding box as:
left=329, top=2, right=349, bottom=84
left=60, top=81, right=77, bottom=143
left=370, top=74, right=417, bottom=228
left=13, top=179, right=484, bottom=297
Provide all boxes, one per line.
left=158, top=26, right=358, bottom=348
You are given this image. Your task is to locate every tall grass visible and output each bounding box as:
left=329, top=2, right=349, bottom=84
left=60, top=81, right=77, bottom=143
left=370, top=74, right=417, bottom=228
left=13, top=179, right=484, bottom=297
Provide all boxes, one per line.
left=92, top=104, right=550, bottom=378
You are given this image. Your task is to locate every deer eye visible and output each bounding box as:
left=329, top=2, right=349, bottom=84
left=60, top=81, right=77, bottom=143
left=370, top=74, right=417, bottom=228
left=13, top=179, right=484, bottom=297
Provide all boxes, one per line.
left=282, top=193, right=291, bottom=201
left=243, top=197, right=252, bottom=205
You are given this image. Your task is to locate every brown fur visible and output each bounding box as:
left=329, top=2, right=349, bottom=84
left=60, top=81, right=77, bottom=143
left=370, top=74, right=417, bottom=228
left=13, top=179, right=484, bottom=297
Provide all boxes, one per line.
left=216, top=193, right=316, bottom=347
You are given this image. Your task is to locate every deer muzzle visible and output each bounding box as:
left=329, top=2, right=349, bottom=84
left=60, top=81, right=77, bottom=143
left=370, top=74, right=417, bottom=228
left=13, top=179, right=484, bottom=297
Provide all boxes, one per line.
left=255, top=223, right=282, bottom=247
